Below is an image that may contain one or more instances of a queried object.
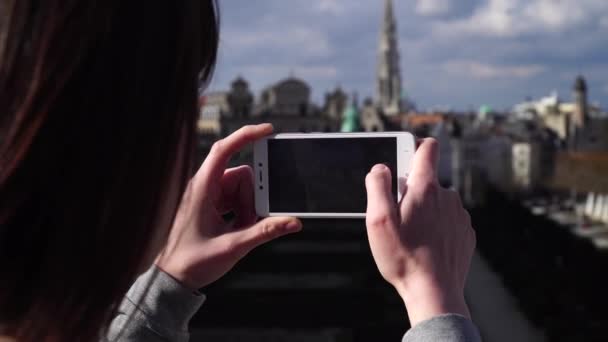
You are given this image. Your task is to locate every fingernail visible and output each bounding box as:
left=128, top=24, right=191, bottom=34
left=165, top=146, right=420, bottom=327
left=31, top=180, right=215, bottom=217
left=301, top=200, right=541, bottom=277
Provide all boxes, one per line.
left=285, top=220, right=302, bottom=232
left=371, top=164, right=387, bottom=173
left=261, top=123, right=274, bottom=131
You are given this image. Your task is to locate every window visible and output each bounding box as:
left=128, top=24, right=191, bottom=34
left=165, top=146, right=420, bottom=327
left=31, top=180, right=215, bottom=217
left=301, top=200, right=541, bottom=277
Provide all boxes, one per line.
left=299, top=103, right=308, bottom=117
left=517, top=161, right=527, bottom=170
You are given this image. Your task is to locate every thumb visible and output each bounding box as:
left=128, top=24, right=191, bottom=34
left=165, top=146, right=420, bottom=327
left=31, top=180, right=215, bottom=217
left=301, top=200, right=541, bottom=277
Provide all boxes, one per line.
left=232, top=216, right=302, bottom=253
left=365, top=164, right=397, bottom=231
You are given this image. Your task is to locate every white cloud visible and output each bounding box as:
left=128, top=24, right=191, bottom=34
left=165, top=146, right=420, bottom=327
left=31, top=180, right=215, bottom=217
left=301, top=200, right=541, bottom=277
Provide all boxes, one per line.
left=213, top=0, right=608, bottom=109
left=315, top=0, right=346, bottom=15
left=223, top=27, right=332, bottom=58
left=443, top=61, right=546, bottom=79
left=433, top=0, right=608, bottom=38
left=415, top=0, right=451, bottom=16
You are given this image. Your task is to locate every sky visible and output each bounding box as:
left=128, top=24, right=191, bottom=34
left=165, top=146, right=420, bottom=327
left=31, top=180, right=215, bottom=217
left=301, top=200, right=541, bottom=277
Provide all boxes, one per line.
left=207, top=0, right=608, bottom=111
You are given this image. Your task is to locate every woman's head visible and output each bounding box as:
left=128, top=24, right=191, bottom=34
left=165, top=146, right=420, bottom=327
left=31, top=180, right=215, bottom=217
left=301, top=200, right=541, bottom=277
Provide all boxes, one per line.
left=0, top=1, right=219, bottom=340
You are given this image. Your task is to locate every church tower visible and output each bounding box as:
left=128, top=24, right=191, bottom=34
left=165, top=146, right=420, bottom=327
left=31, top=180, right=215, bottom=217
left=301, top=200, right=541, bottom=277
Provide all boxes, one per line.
left=377, top=0, right=403, bottom=116
left=569, top=75, right=589, bottom=150
left=573, top=75, right=588, bottom=129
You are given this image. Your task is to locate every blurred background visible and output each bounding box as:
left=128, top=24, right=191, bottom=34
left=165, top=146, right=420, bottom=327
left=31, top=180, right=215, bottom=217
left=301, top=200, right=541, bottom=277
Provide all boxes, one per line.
left=192, top=1, right=608, bottom=341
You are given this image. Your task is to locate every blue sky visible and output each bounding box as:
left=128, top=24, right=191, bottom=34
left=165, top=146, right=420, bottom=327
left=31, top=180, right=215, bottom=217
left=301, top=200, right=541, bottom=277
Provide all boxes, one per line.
left=208, top=0, right=608, bottom=111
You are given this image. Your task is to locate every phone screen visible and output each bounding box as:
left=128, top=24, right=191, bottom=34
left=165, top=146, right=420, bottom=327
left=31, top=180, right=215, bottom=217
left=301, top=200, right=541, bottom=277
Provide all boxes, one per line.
left=267, top=137, right=398, bottom=213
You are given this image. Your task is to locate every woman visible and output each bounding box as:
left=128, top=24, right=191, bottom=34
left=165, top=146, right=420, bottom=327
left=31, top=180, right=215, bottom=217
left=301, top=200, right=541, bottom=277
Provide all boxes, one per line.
left=0, top=1, right=480, bottom=341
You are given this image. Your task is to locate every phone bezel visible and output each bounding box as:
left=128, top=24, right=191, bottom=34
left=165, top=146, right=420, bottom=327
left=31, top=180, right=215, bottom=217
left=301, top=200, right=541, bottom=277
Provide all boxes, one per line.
left=253, top=132, right=415, bottom=218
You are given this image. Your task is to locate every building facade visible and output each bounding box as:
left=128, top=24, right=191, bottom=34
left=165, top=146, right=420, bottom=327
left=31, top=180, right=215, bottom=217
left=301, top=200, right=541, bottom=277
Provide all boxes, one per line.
left=256, top=77, right=314, bottom=117
left=512, top=142, right=541, bottom=190
left=227, top=77, right=254, bottom=118
left=324, top=86, right=348, bottom=121
left=512, top=76, right=608, bottom=151
left=198, top=76, right=340, bottom=138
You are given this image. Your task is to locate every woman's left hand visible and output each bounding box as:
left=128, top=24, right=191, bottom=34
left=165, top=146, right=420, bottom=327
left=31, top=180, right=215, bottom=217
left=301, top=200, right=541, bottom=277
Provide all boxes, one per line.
left=155, top=124, right=302, bottom=289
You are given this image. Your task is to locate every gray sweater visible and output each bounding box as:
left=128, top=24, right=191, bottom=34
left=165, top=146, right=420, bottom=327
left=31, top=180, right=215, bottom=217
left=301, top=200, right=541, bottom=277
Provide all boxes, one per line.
left=107, top=266, right=482, bottom=342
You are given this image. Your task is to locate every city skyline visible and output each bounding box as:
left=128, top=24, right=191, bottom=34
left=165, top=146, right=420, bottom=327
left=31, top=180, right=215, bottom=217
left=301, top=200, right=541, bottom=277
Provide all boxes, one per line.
left=208, top=0, right=608, bottom=111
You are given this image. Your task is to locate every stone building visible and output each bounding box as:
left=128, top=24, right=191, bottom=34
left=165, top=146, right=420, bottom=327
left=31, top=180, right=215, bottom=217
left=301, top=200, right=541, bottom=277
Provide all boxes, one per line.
left=324, top=86, right=348, bottom=121
left=227, top=77, right=254, bottom=118
left=198, top=92, right=228, bottom=134
left=437, top=115, right=559, bottom=203
left=360, top=104, right=386, bottom=132
left=359, top=97, right=404, bottom=132
left=576, top=119, right=608, bottom=151
left=256, top=77, right=313, bottom=117
left=198, top=76, right=338, bottom=138
left=511, top=142, right=542, bottom=190
left=569, top=76, right=608, bottom=152
left=512, top=76, right=608, bottom=152
left=197, top=75, right=340, bottom=164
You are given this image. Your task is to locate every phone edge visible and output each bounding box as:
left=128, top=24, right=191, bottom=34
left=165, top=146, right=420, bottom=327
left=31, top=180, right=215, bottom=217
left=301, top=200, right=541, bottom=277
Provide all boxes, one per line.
left=254, top=131, right=416, bottom=219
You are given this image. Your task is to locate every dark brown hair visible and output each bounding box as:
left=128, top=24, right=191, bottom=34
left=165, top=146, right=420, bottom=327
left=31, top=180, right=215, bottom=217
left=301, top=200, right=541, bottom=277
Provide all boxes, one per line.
left=0, top=1, right=219, bottom=341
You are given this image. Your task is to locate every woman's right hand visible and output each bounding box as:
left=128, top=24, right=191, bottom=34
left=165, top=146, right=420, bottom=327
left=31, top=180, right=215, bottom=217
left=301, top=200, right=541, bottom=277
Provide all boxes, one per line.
left=364, top=138, right=476, bottom=327
left=156, top=124, right=301, bottom=290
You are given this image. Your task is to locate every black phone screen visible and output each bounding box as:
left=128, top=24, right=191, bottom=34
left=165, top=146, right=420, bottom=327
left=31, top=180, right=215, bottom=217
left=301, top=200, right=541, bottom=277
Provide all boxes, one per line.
left=267, top=137, right=398, bottom=213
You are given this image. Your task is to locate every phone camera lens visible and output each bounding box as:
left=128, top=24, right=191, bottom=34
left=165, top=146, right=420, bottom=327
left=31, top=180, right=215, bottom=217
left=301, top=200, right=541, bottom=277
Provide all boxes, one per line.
left=259, top=186, right=264, bottom=190
left=258, top=163, right=263, bottom=167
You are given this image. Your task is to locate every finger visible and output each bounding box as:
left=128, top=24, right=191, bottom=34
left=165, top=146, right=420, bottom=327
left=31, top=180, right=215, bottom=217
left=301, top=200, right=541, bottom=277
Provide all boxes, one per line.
left=365, top=164, right=398, bottom=231
left=198, top=124, right=274, bottom=186
left=408, top=138, right=439, bottom=186
left=231, top=216, right=302, bottom=253
left=469, top=226, right=477, bottom=249
left=447, top=188, right=463, bottom=208
left=218, top=166, right=251, bottom=212
left=218, top=166, right=257, bottom=228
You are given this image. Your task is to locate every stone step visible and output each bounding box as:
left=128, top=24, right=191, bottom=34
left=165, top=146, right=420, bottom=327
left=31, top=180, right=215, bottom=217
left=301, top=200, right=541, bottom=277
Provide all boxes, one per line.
left=204, top=270, right=390, bottom=296
left=290, top=219, right=367, bottom=239
left=223, top=272, right=354, bottom=290
left=268, top=241, right=368, bottom=254
left=189, top=219, right=407, bottom=340
left=190, top=328, right=351, bottom=342
left=190, top=327, right=407, bottom=342
left=233, top=251, right=375, bottom=273
left=191, top=290, right=406, bottom=330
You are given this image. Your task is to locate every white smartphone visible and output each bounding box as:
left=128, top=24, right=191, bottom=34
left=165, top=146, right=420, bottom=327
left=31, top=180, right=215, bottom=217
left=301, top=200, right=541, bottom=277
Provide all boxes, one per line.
left=253, top=132, right=416, bottom=218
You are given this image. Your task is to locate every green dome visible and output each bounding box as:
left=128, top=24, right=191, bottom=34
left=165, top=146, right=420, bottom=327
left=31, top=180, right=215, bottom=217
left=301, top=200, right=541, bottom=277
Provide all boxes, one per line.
left=340, top=98, right=360, bottom=133
left=479, top=104, right=492, bottom=115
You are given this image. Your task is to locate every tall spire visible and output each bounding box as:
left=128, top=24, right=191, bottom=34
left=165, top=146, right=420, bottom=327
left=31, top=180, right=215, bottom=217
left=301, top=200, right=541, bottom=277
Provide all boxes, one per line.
left=377, top=0, right=402, bottom=116
left=383, top=0, right=395, bottom=31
